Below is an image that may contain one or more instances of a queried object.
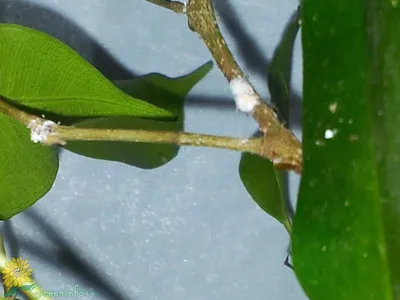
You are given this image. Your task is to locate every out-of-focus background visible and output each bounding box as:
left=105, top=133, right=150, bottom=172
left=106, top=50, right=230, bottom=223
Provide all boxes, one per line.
left=0, top=0, right=306, bottom=299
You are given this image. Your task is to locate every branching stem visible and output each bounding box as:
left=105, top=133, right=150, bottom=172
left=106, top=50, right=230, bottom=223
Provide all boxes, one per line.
left=0, top=97, right=298, bottom=170
left=0, top=95, right=301, bottom=173
left=161, top=0, right=302, bottom=173
left=0, top=0, right=305, bottom=174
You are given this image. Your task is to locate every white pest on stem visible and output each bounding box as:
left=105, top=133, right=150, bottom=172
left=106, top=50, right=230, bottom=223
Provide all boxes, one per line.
left=27, top=119, right=57, bottom=143
left=229, top=77, right=259, bottom=113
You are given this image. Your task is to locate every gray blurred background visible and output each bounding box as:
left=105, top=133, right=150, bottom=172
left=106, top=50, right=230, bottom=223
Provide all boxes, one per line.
left=0, top=0, right=306, bottom=299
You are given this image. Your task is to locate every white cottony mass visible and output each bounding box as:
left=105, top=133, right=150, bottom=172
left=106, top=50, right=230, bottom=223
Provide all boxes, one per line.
left=229, top=77, right=258, bottom=113
left=27, top=119, right=57, bottom=143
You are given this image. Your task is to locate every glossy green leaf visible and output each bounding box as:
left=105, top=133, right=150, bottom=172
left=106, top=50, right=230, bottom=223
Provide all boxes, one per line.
left=0, top=24, right=172, bottom=119
left=239, top=153, right=290, bottom=229
left=0, top=115, right=58, bottom=220
left=64, top=62, right=213, bottom=168
left=267, top=8, right=300, bottom=122
left=292, top=1, right=400, bottom=299
left=238, top=11, right=299, bottom=229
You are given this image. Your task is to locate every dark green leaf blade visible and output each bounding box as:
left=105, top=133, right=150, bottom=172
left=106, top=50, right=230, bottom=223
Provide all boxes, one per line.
left=292, top=1, right=400, bottom=299
left=267, top=8, right=300, bottom=122
left=0, top=24, right=172, bottom=119
left=239, top=153, right=291, bottom=230
left=114, top=61, right=213, bottom=115
left=0, top=116, right=58, bottom=220
left=64, top=62, right=213, bottom=168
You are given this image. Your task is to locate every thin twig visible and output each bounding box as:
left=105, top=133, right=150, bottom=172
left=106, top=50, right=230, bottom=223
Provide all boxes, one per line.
left=145, top=0, right=186, bottom=14
left=50, top=126, right=263, bottom=153
left=0, top=97, right=297, bottom=166
left=0, top=98, right=38, bottom=125
left=0, top=95, right=301, bottom=173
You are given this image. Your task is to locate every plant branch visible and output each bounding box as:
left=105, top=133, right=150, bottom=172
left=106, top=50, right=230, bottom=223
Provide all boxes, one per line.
left=145, top=0, right=186, bottom=14
left=49, top=126, right=263, bottom=152
left=0, top=95, right=301, bottom=173
left=0, top=97, right=305, bottom=172
left=0, top=96, right=260, bottom=152
left=184, top=0, right=302, bottom=173
left=186, top=0, right=282, bottom=126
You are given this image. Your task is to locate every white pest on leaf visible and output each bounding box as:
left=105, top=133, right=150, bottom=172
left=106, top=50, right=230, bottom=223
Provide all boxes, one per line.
left=229, top=77, right=258, bottom=113
left=324, top=129, right=337, bottom=139
left=27, top=119, right=57, bottom=143
left=329, top=102, right=337, bottom=113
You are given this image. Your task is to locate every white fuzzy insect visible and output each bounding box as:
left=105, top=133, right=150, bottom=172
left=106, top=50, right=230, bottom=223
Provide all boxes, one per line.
left=27, top=119, right=57, bottom=143
left=229, top=77, right=259, bottom=113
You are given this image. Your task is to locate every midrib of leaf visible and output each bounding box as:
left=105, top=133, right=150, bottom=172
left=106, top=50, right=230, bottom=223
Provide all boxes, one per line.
left=14, top=97, right=152, bottom=108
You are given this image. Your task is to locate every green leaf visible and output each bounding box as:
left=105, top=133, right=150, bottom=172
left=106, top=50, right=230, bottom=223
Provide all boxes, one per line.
left=63, top=62, right=213, bottom=168
left=0, top=115, right=58, bottom=220
left=114, top=61, right=213, bottom=114
left=0, top=24, right=173, bottom=119
left=292, top=1, right=400, bottom=299
left=239, top=153, right=291, bottom=231
left=267, top=8, right=300, bottom=122
left=238, top=10, right=299, bottom=230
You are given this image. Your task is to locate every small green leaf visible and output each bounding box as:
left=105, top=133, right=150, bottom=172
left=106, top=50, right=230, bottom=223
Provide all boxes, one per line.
left=114, top=61, right=213, bottom=115
left=0, top=24, right=172, bottom=119
left=239, top=153, right=290, bottom=230
left=267, top=8, right=300, bottom=122
left=64, top=62, right=213, bottom=168
left=292, top=1, right=400, bottom=299
left=238, top=10, right=299, bottom=230
left=0, top=115, right=58, bottom=220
